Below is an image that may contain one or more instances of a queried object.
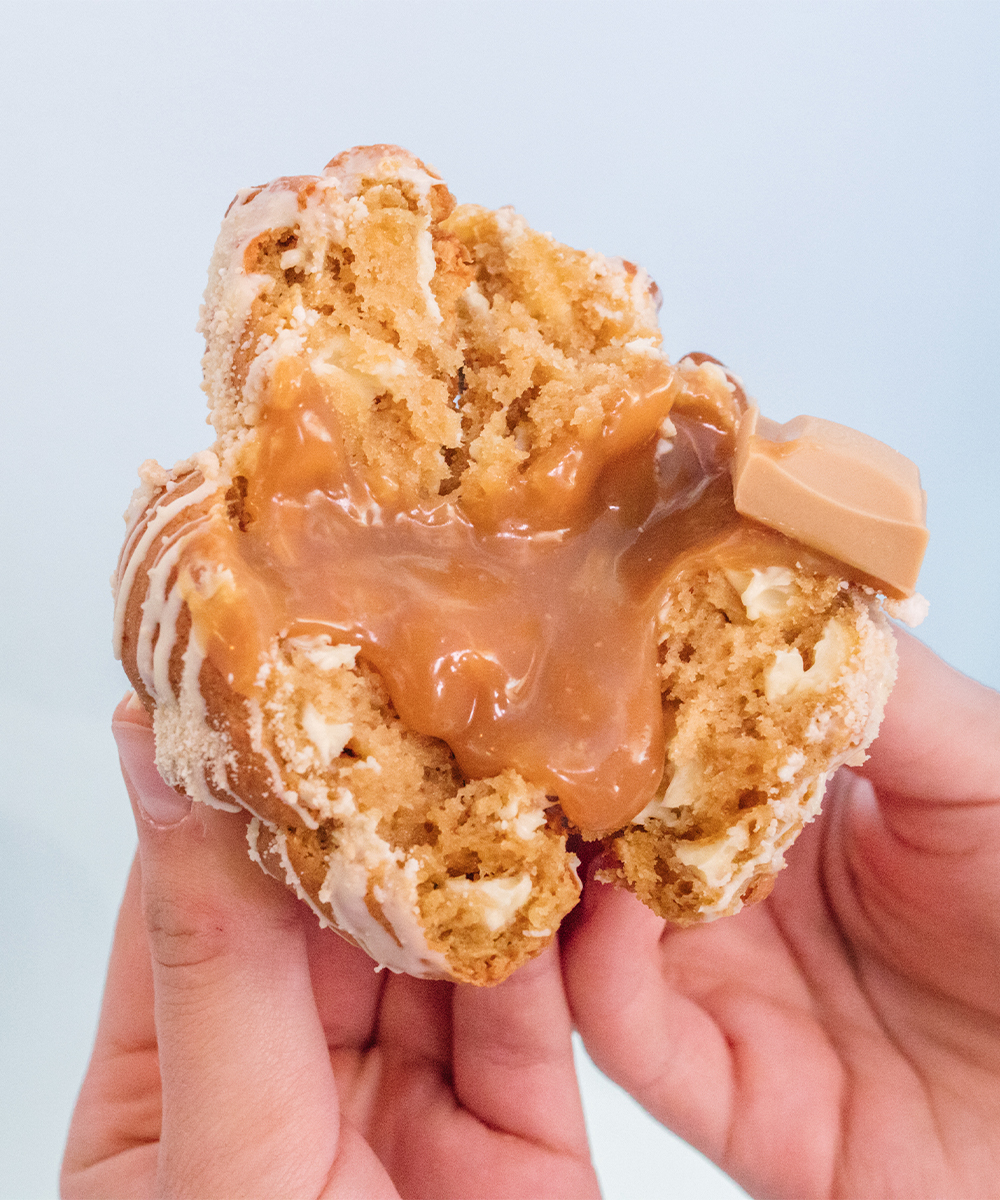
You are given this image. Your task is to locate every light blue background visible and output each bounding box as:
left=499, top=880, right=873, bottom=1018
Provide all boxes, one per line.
left=1, top=2, right=997, bottom=1197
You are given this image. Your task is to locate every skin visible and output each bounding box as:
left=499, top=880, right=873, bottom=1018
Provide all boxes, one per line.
left=60, top=702, right=600, bottom=1200
left=562, top=631, right=1000, bottom=1199
left=63, top=632, right=1000, bottom=1199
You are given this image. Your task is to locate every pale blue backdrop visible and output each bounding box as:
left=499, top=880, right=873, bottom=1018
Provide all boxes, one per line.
left=1, top=2, right=997, bottom=1197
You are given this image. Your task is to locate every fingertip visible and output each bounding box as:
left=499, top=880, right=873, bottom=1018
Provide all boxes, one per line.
left=114, top=717, right=192, bottom=828
left=494, top=937, right=561, bottom=994
left=451, top=926, right=590, bottom=1161
left=571, top=870, right=664, bottom=949
left=561, top=876, right=668, bottom=1031
left=861, top=632, right=1000, bottom=804
left=113, top=689, right=152, bottom=727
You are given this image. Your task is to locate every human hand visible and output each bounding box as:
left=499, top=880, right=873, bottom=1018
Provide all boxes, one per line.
left=61, top=699, right=600, bottom=1200
left=562, top=631, right=1000, bottom=1199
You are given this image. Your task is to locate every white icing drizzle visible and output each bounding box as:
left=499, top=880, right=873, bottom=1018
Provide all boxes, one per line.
left=112, top=473, right=221, bottom=658
left=246, top=696, right=321, bottom=831
left=323, top=145, right=441, bottom=204
left=150, top=613, right=241, bottom=814
left=117, top=470, right=241, bottom=816
left=318, top=849, right=450, bottom=978
left=198, top=185, right=302, bottom=427
left=247, top=818, right=341, bottom=933
left=415, top=226, right=443, bottom=323
left=142, top=537, right=193, bottom=703
left=311, top=788, right=451, bottom=978
left=181, top=626, right=235, bottom=810
left=246, top=815, right=264, bottom=866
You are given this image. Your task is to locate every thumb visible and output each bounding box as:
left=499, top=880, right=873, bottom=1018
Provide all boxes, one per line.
left=113, top=695, right=192, bottom=825
left=112, top=695, right=395, bottom=1199
left=859, top=630, right=1000, bottom=810
left=849, top=632, right=1000, bottom=863
left=831, top=638, right=1000, bottom=1009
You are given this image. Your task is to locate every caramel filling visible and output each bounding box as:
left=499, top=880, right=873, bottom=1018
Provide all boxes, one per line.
left=181, top=358, right=840, bottom=835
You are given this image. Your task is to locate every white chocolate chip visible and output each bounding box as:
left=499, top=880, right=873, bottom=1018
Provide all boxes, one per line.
left=674, top=823, right=751, bottom=889
left=446, top=874, right=533, bottom=932
left=728, top=566, right=796, bottom=620
left=288, top=635, right=361, bottom=671
left=764, top=648, right=806, bottom=702
left=764, top=618, right=851, bottom=704
left=301, top=703, right=352, bottom=767
left=632, top=759, right=701, bottom=826
left=777, top=750, right=806, bottom=782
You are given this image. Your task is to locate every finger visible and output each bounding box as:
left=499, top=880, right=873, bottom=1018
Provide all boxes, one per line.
left=61, top=854, right=160, bottom=1198
left=561, top=877, right=733, bottom=1148
left=82, top=853, right=157, bottom=1096
left=860, top=630, right=1000, bottom=807
left=116, top=704, right=395, bottom=1199
left=841, top=632, right=1000, bottom=903
left=831, top=632, right=1000, bottom=1004
left=827, top=766, right=1000, bottom=1014
left=306, top=918, right=385, bottom=1053
left=304, top=925, right=391, bottom=1127
left=376, top=974, right=454, bottom=1067
left=339, top=975, right=456, bottom=1191
left=451, top=943, right=589, bottom=1155
left=372, top=947, right=601, bottom=1199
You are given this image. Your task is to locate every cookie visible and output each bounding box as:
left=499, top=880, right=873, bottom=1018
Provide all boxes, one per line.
left=114, top=146, right=921, bottom=983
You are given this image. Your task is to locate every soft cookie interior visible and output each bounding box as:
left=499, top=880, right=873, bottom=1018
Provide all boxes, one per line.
left=623, top=565, right=895, bottom=921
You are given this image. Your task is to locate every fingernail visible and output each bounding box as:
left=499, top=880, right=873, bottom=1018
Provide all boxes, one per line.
left=113, top=719, right=192, bottom=826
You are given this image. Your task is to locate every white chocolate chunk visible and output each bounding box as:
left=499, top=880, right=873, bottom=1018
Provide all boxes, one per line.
left=674, top=822, right=751, bottom=889
left=764, top=618, right=851, bottom=704
left=632, top=759, right=701, bottom=827
left=727, top=566, right=797, bottom=620
left=732, top=404, right=928, bottom=596
left=287, top=634, right=361, bottom=671
left=446, top=874, right=533, bottom=932
left=513, top=808, right=547, bottom=839
left=764, top=648, right=806, bottom=702
left=301, top=703, right=352, bottom=767
left=809, top=619, right=851, bottom=688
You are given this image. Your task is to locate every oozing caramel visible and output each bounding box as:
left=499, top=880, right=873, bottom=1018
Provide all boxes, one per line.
left=180, top=358, right=846, bottom=835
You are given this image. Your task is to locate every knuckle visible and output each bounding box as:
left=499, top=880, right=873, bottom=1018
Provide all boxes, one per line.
left=143, top=890, right=233, bottom=977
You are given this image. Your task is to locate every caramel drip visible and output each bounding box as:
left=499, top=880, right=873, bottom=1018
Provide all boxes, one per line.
left=180, top=359, right=819, bottom=835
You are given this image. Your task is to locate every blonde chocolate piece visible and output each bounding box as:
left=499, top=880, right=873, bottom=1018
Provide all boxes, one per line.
left=732, top=405, right=929, bottom=597
left=114, top=145, right=910, bottom=984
